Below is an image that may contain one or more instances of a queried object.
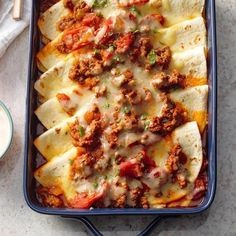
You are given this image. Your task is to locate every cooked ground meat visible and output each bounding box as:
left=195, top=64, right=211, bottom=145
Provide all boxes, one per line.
left=129, top=188, right=143, bottom=207
left=125, top=90, right=143, bottom=105
left=166, top=144, right=188, bottom=188
left=37, top=187, right=63, bottom=208
left=84, top=105, right=101, bottom=124
left=140, top=195, right=149, bottom=209
left=148, top=97, right=187, bottom=136
left=139, top=37, right=153, bottom=57
left=57, top=16, right=79, bottom=32
left=156, top=46, right=171, bottom=69
left=146, top=46, right=171, bottom=70
left=152, top=70, right=186, bottom=92
left=70, top=153, right=94, bottom=179
left=70, top=119, right=104, bottom=150
left=113, top=194, right=126, bottom=208
left=105, top=123, right=123, bottom=148
left=129, top=36, right=152, bottom=63
left=166, top=144, right=187, bottom=173
left=73, top=1, right=91, bottom=15
left=69, top=57, right=103, bottom=87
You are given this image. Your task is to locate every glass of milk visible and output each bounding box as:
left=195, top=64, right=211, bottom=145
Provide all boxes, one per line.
left=0, top=101, right=13, bottom=159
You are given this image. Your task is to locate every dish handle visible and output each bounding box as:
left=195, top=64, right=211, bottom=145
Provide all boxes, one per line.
left=62, top=215, right=164, bottom=236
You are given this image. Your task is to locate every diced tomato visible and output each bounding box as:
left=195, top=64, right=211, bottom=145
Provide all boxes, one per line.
left=117, top=0, right=149, bottom=7
left=95, top=17, right=114, bottom=44
left=62, top=26, right=94, bottom=51
left=69, top=183, right=108, bottom=209
left=115, top=32, right=134, bottom=53
left=56, top=93, right=70, bottom=102
left=140, top=150, right=156, bottom=169
left=82, top=13, right=103, bottom=29
left=120, top=160, right=143, bottom=178
left=150, top=14, right=165, bottom=26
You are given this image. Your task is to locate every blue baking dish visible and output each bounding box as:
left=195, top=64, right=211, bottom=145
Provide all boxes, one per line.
left=23, top=0, right=217, bottom=235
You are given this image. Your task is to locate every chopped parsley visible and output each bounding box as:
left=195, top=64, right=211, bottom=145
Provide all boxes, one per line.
left=92, top=0, right=108, bottom=8
left=144, top=120, right=151, bottom=130
left=129, top=6, right=141, bottom=16
left=122, top=105, right=131, bottom=114
left=140, top=113, right=148, bottom=120
left=69, top=159, right=74, bottom=165
left=108, top=45, right=115, bottom=52
left=103, top=103, right=110, bottom=109
left=147, top=49, right=157, bottom=65
left=78, top=126, right=85, bottom=137
left=93, top=182, right=98, bottom=189
left=130, top=27, right=140, bottom=34
left=152, top=28, right=159, bottom=34
left=112, top=55, right=122, bottom=63
left=94, top=49, right=100, bottom=56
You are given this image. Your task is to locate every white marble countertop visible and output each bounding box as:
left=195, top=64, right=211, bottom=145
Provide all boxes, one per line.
left=0, top=0, right=235, bottom=235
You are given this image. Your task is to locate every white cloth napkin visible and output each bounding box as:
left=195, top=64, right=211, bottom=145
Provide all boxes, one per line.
left=0, top=0, right=31, bottom=58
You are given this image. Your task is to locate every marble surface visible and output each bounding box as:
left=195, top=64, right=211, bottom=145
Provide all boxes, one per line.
left=0, top=1, right=236, bottom=235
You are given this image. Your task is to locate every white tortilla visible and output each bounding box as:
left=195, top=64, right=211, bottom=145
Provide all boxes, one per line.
left=154, top=17, right=207, bottom=52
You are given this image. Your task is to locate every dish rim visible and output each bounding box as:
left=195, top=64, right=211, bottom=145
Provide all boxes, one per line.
left=23, top=0, right=217, bottom=216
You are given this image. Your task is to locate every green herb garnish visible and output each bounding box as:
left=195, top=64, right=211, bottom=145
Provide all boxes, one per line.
left=130, top=27, right=140, bottom=34
left=78, top=126, right=85, bottom=137
left=140, top=113, right=148, bottom=120
left=93, top=0, right=108, bottom=8
left=129, top=6, right=141, bottom=16
left=103, top=103, right=110, bottom=109
left=108, top=45, right=115, bottom=52
left=148, top=49, right=157, bottom=65
left=122, top=106, right=131, bottom=114
left=94, top=49, right=100, bottom=56
left=144, top=120, right=151, bottom=130
left=69, top=159, right=74, bottom=165
left=152, top=28, right=159, bottom=34
left=93, top=182, right=98, bottom=189
left=112, top=55, right=121, bottom=63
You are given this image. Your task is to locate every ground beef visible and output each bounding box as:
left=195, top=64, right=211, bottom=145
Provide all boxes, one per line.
left=152, top=70, right=186, bottom=92
left=146, top=46, right=171, bottom=70
left=155, top=46, right=171, bottom=69
left=70, top=153, right=95, bottom=179
left=129, top=36, right=152, bottom=63
left=148, top=97, right=187, bottom=136
left=37, top=187, right=63, bottom=208
left=69, top=57, right=103, bottom=87
left=166, top=144, right=187, bottom=173
left=57, top=16, right=79, bottom=32
left=125, top=90, right=143, bottom=105
left=105, top=123, right=123, bottom=148
left=113, top=194, right=126, bottom=208
left=140, top=195, right=149, bottom=209
left=138, top=37, right=152, bottom=57
left=70, top=119, right=104, bottom=150
left=166, top=144, right=188, bottom=188
left=84, top=105, right=101, bottom=124
left=129, top=188, right=143, bottom=207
